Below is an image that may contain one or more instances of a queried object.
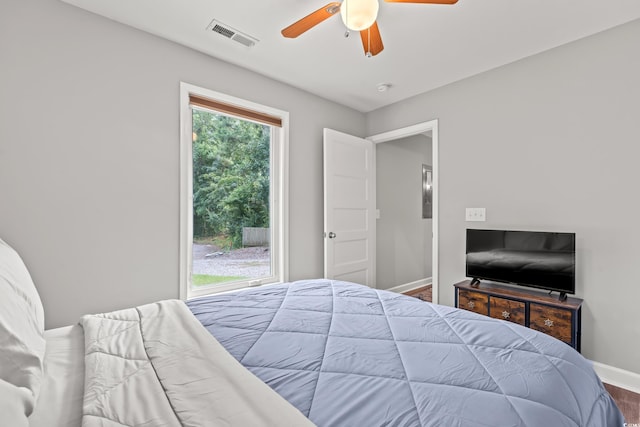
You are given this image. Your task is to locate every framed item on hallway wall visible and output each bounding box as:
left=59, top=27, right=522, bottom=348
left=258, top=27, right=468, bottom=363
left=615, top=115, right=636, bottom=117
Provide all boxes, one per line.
left=422, top=164, right=432, bottom=219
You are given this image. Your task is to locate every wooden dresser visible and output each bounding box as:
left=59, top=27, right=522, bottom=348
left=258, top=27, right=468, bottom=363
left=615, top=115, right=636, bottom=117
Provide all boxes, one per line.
left=454, top=280, right=583, bottom=352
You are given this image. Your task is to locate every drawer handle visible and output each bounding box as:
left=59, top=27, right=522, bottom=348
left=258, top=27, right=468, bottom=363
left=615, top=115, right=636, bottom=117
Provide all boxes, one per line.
left=467, top=301, right=475, bottom=309
left=544, top=318, right=554, bottom=327
left=502, top=311, right=510, bottom=320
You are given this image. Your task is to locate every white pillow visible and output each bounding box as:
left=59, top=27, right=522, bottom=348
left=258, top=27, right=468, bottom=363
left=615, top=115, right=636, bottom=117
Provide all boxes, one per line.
left=0, top=238, right=46, bottom=420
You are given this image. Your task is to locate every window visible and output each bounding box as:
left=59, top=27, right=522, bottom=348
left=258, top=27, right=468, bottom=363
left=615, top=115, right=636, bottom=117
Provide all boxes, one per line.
left=180, top=83, right=289, bottom=299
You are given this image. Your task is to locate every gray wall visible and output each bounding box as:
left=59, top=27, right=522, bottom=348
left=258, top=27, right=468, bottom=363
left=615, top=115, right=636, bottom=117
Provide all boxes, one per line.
left=0, top=0, right=365, bottom=328
left=376, top=135, right=433, bottom=289
left=367, top=19, right=640, bottom=374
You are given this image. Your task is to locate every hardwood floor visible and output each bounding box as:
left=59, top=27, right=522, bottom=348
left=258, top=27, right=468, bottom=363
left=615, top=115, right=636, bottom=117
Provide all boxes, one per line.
left=605, top=383, right=640, bottom=424
left=402, top=286, right=639, bottom=424
left=403, top=285, right=432, bottom=302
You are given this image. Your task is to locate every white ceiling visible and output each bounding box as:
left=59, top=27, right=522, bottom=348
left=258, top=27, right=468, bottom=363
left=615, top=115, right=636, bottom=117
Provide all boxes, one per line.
left=61, top=0, right=640, bottom=112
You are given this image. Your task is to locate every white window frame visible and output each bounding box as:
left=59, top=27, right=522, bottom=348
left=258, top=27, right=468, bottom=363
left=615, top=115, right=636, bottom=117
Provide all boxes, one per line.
left=179, top=82, right=289, bottom=300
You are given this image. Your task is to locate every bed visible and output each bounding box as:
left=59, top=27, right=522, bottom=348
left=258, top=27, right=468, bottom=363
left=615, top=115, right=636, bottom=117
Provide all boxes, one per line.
left=0, top=238, right=625, bottom=426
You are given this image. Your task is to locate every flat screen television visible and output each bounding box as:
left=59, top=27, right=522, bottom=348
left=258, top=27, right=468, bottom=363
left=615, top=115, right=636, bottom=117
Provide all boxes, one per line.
left=466, top=229, right=575, bottom=299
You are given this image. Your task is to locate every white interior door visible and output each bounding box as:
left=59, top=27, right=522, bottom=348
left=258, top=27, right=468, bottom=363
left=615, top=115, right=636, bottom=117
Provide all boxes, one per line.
left=323, top=128, right=376, bottom=287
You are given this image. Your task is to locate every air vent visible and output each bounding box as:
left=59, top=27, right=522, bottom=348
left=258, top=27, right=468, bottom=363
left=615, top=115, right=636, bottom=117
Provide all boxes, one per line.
left=206, top=19, right=259, bottom=48
left=212, top=24, right=235, bottom=39
left=231, top=33, right=256, bottom=48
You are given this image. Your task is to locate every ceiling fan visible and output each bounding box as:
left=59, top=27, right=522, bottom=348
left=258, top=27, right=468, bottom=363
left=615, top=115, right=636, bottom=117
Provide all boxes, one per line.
left=281, top=0, right=459, bottom=57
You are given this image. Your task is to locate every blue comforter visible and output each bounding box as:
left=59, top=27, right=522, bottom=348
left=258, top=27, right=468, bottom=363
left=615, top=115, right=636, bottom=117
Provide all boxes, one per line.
left=187, top=279, right=624, bottom=426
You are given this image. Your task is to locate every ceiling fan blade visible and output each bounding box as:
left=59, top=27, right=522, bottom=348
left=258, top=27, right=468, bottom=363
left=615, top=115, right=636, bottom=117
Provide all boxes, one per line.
left=384, top=0, right=458, bottom=4
left=281, top=2, right=341, bottom=38
left=360, top=22, right=384, bottom=57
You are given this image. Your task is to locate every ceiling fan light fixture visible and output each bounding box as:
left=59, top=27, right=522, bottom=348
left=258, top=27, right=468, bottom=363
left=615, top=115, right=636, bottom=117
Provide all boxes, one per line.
left=340, top=0, right=379, bottom=31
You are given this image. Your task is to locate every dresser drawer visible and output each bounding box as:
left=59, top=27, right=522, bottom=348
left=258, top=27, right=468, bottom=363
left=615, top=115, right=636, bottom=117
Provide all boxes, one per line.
left=529, top=303, right=573, bottom=343
left=454, top=281, right=582, bottom=351
left=489, top=296, right=525, bottom=325
left=458, top=290, right=489, bottom=315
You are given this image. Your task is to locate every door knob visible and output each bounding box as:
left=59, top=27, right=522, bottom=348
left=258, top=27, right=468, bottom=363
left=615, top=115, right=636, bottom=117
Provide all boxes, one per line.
left=328, top=232, right=336, bottom=239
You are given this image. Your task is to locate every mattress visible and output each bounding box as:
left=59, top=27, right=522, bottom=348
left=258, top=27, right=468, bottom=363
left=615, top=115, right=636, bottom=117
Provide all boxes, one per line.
left=188, top=279, right=624, bottom=427
left=28, top=325, right=84, bottom=427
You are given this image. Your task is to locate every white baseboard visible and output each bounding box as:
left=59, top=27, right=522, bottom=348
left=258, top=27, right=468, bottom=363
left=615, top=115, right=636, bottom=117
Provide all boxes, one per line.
left=591, top=361, right=640, bottom=394
left=386, top=278, right=432, bottom=294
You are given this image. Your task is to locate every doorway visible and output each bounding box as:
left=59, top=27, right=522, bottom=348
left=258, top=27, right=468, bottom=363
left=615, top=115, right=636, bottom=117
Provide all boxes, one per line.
left=368, top=120, right=439, bottom=304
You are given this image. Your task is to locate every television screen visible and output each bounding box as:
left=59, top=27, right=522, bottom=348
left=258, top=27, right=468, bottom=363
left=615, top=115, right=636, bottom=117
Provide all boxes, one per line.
left=466, top=229, right=575, bottom=295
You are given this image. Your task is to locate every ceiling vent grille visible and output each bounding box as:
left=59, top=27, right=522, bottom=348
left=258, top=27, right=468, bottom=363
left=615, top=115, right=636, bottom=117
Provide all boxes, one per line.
left=207, top=20, right=259, bottom=48
left=212, top=24, right=235, bottom=39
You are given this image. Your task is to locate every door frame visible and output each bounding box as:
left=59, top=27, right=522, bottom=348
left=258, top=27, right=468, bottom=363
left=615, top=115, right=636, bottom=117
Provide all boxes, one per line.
left=367, top=120, right=440, bottom=304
